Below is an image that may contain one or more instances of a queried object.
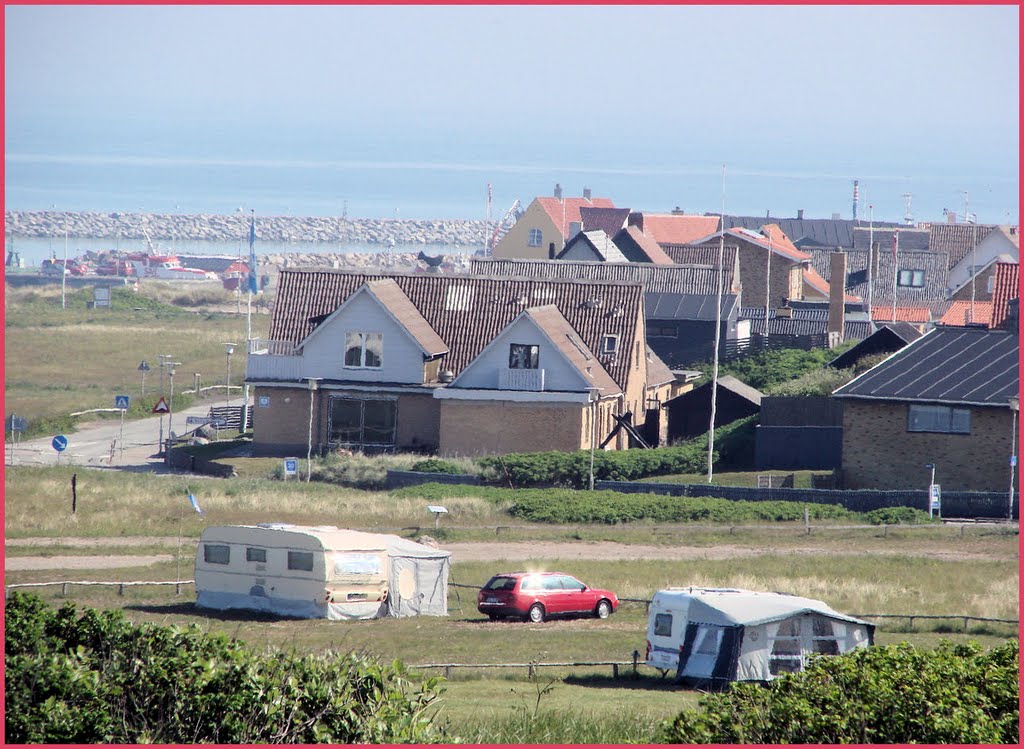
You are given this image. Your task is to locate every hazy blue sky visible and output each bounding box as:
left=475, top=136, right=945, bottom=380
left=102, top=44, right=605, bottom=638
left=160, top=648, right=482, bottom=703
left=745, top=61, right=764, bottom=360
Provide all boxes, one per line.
left=4, top=4, right=1019, bottom=223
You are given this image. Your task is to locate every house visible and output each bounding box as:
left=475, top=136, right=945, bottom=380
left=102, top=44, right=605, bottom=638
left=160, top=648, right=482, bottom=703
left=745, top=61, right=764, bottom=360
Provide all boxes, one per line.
left=246, top=269, right=672, bottom=457
left=939, top=300, right=994, bottom=327
left=556, top=229, right=629, bottom=263
left=664, top=375, right=763, bottom=444
left=579, top=205, right=631, bottom=238
left=721, top=210, right=904, bottom=251
left=949, top=253, right=1017, bottom=305
left=627, top=211, right=722, bottom=248
left=832, top=326, right=1019, bottom=491
left=611, top=225, right=675, bottom=264
left=470, top=256, right=744, bottom=366
left=827, top=322, right=923, bottom=370
left=492, top=185, right=615, bottom=260
left=990, top=261, right=1020, bottom=330
left=945, top=225, right=1019, bottom=298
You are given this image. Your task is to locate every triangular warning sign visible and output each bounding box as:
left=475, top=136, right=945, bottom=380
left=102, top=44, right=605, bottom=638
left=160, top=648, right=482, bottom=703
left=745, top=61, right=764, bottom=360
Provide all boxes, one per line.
left=152, top=397, right=170, bottom=414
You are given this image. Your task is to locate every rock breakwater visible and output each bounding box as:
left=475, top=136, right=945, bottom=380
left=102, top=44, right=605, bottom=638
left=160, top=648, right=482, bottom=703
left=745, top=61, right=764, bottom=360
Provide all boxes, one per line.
left=4, top=210, right=488, bottom=247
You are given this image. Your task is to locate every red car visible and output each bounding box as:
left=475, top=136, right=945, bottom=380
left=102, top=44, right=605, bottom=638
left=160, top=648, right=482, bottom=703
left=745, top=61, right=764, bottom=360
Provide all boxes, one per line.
left=477, top=571, right=619, bottom=623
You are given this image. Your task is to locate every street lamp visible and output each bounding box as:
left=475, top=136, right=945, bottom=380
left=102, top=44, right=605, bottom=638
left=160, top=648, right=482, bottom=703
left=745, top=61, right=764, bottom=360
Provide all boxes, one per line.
left=158, top=353, right=174, bottom=394
left=306, top=378, right=320, bottom=482
left=925, top=463, right=937, bottom=519
left=1009, top=397, right=1018, bottom=520
left=223, top=343, right=237, bottom=406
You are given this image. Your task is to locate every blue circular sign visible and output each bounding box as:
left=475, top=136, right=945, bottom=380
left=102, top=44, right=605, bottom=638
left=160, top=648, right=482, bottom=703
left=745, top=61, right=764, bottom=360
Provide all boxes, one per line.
left=52, top=435, right=68, bottom=452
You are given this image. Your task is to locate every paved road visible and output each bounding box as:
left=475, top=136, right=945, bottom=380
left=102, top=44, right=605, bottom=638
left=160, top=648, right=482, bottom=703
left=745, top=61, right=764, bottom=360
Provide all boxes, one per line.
left=5, top=401, right=246, bottom=471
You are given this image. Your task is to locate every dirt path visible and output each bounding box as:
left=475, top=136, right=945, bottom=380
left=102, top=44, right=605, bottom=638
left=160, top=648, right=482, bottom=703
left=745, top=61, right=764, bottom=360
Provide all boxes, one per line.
left=5, top=537, right=1017, bottom=572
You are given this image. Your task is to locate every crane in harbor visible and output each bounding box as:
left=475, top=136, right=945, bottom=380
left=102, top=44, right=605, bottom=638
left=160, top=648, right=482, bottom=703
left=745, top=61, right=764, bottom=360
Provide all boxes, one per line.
left=485, top=198, right=522, bottom=256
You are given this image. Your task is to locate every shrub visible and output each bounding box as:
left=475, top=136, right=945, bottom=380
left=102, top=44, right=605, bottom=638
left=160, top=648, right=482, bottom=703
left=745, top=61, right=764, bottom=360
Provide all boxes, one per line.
left=863, top=506, right=936, bottom=525
left=409, top=458, right=464, bottom=475
left=4, top=592, right=450, bottom=744
left=659, top=640, right=1019, bottom=744
left=767, top=367, right=856, bottom=396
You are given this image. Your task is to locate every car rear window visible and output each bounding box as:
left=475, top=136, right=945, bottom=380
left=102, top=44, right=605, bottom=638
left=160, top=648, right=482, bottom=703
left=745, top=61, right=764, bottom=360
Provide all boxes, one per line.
left=484, top=576, right=517, bottom=591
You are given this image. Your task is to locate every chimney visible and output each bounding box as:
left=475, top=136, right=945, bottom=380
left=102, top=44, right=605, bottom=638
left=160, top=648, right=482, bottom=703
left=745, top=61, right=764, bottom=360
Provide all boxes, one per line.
left=554, top=183, right=563, bottom=200
left=671, top=206, right=685, bottom=216
left=1005, top=298, right=1019, bottom=331
left=628, top=211, right=644, bottom=230
left=548, top=242, right=556, bottom=260
left=797, top=209, right=804, bottom=220
left=828, top=251, right=847, bottom=345
left=582, top=187, right=592, bottom=201
left=831, top=212, right=841, bottom=221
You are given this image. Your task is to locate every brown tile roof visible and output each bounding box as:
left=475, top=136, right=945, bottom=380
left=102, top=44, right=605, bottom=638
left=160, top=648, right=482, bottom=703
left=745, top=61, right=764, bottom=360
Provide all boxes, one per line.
left=363, top=279, right=448, bottom=355
left=870, top=305, right=933, bottom=323
left=644, top=345, right=675, bottom=387
left=580, top=206, right=630, bottom=238
left=613, top=225, right=675, bottom=264
left=521, top=305, right=620, bottom=396
left=939, top=300, right=994, bottom=327
left=662, top=243, right=739, bottom=268
left=636, top=213, right=721, bottom=245
left=802, top=266, right=861, bottom=303
left=269, top=269, right=643, bottom=390
left=990, top=261, right=1020, bottom=329
left=726, top=225, right=811, bottom=262
left=928, top=223, right=996, bottom=268
left=469, top=256, right=737, bottom=295
left=536, top=196, right=615, bottom=239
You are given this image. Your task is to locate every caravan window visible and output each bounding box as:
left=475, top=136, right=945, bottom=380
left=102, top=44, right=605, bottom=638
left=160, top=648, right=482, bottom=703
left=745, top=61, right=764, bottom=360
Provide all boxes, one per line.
left=246, top=547, right=266, bottom=563
left=811, top=616, right=840, bottom=655
left=203, top=544, right=230, bottom=565
left=695, top=627, right=722, bottom=656
left=333, top=553, right=382, bottom=576
left=288, top=551, right=314, bottom=572
left=769, top=617, right=804, bottom=675
left=654, top=613, right=673, bottom=637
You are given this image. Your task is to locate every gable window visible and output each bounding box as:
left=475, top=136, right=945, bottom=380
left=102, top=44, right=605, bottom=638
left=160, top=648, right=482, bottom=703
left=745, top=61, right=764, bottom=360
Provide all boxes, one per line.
left=509, top=343, right=539, bottom=369
left=329, top=396, right=397, bottom=448
left=528, top=228, right=543, bottom=247
left=601, top=334, right=619, bottom=355
left=345, top=331, right=383, bottom=368
left=897, top=269, right=925, bottom=288
left=203, top=544, right=230, bottom=565
left=908, top=404, right=971, bottom=434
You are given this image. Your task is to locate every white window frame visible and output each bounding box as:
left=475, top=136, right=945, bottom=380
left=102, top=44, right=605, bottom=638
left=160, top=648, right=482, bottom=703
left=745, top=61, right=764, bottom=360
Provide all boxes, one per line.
left=344, top=331, right=383, bottom=369
left=508, top=343, right=540, bottom=369
left=601, top=334, right=619, bottom=355
left=528, top=228, right=543, bottom=247
left=897, top=269, right=925, bottom=288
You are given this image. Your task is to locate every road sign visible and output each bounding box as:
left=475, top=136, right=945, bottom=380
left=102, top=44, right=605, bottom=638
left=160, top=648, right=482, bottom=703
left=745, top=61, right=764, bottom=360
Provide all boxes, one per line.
left=186, top=416, right=229, bottom=427
left=138, top=361, right=151, bottom=372
left=52, top=435, right=68, bottom=453
left=283, top=458, right=299, bottom=476
left=930, top=484, right=942, bottom=511
left=6, top=415, right=27, bottom=432
left=152, top=397, right=170, bottom=414
left=115, top=395, right=130, bottom=410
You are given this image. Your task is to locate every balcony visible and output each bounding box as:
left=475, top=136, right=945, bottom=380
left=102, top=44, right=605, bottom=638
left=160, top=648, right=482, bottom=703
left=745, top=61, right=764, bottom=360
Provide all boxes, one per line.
left=246, top=339, right=304, bottom=381
left=499, top=367, right=545, bottom=391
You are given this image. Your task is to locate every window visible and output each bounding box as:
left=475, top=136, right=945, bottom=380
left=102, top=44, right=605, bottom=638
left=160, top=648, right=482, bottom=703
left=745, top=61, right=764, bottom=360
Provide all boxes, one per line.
left=560, top=575, right=584, bottom=591
left=987, top=275, right=996, bottom=294
left=542, top=576, right=562, bottom=590
left=528, top=228, right=543, bottom=247
left=246, top=547, right=266, bottom=563
left=344, top=331, right=383, bottom=368
left=769, top=617, right=804, bottom=675
left=810, top=616, right=840, bottom=655
left=484, top=576, right=517, bottom=591
left=654, top=613, right=673, bottom=637
left=908, top=404, right=971, bottom=434
left=695, top=627, right=722, bottom=656
left=601, top=335, right=619, bottom=355
left=509, top=343, right=539, bottom=369
left=897, top=269, right=925, bottom=288
left=288, top=551, right=314, bottom=572
left=329, top=396, right=397, bottom=447
left=521, top=576, right=541, bottom=591
left=635, top=341, right=641, bottom=370
left=204, top=544, right=230, bottom=565
left=333, top=553, right=382, bottom=576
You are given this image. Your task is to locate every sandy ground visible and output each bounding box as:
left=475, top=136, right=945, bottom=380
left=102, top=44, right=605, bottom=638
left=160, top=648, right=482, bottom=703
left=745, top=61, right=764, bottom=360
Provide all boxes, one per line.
left=4, top=537, right=1016, bottom=572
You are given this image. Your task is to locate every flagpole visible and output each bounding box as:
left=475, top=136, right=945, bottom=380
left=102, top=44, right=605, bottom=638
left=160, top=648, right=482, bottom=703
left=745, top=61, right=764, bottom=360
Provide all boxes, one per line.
left=708, top=164, right=726, bottom=484
left=242, top=210, right=256, bottom=434
left=867, top=205, right=875, bottom=331
left=176, top=489, right=184, bottom=587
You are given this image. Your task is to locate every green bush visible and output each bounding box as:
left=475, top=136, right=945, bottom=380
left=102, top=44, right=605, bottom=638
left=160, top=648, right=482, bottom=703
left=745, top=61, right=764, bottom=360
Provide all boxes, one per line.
left=409, top=458, right=464, bottom=475
left=659, top=640, right=1019, bottom=744
left=4, top=593, right=449, bottom=744
left=863, top=506, right=936, bottom=525
left=767, top=366, right=856, bottom=396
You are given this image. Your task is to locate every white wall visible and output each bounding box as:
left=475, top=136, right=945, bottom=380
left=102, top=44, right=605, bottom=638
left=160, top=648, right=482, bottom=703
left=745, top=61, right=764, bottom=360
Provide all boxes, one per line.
left=948, top=231, right=1019, bottom=290
left=300, top=290, right=426, bottom=383
left=560, top=241, right=600, bottom=261
left=453, top=315, right=590, bottom=391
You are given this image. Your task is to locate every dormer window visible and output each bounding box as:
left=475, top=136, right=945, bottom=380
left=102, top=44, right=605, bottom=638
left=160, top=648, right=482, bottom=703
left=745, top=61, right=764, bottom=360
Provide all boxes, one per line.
left=897, top=269, right=925, bottom=288
left=601, top=334, right=619, bottom=355
left=528, top=228, right=543, bottom=247
left=345, top=331, right=383, bottom=368
left=509, top=343, right=539, bottom=369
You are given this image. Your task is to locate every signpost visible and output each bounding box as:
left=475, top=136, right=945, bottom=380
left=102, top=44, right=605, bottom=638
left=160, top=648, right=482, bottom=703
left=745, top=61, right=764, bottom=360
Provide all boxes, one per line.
left=283, top=458, right=299, bottom=479
left=6, top=414, right=27, bottom=465
left=52, top=434, right=68, bottom=465
left=115, top=395, right=130, bottom=460
left=138, top=360, right=151, bottom=396
left=153, top=397, right=170, bottom=455
left=929, top=484, right=942, bottom=519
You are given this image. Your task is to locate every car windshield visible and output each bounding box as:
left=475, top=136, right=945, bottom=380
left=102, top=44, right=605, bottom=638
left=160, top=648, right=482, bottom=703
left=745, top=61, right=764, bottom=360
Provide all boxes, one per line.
left=483, top=576, right=517, bottom=591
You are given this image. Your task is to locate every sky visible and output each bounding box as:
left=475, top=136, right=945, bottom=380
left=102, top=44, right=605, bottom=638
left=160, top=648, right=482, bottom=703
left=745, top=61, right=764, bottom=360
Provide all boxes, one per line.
left=4, top=4, right=1020, bottom=224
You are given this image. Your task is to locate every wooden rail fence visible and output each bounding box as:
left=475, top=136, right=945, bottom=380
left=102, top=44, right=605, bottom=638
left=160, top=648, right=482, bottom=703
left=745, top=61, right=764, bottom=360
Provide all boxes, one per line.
left=410, top=651, right=644, bottom=680
left=6, top=580, right=195, bottom=596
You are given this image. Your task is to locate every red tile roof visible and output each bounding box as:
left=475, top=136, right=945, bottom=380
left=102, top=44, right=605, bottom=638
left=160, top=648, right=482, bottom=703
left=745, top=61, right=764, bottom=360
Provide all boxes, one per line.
left=614, top=225, right=675, bottom=264
left=638, top=214, right=721, bottom=246
left=729, top=225, right=812, bottom=262
left=802, top=266, right=861, bottom=303
left=940, top=300, right=994, bottom=327
left=536, top=196, right=615, bottom=239
left=870, top=305, right=933, bottom=323
left=990, top=261, right=1020, bottom=329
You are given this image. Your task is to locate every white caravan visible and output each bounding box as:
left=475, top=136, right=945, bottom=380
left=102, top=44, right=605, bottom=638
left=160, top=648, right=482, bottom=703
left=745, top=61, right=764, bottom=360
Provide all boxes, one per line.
left=195, top=523, right=450, bottom=620
left=645, top=587, right=874, bottom=687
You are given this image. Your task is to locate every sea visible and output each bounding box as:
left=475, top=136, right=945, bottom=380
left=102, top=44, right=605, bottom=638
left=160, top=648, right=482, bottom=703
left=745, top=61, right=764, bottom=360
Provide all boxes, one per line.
left=4, top=124, right=1019, bottom=267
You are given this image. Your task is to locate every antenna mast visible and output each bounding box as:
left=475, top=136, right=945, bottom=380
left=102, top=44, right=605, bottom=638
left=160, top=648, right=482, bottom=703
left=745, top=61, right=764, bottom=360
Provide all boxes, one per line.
left=902, top=192, right=914, bottom=225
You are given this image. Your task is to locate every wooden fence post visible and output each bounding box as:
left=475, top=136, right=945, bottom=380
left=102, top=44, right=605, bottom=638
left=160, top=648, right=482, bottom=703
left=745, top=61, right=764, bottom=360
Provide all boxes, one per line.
left=633, top=650, right=640, bottom=674
left=612, top=664, right=619, bottom=679
left=61, top=582, right=69, bottom=596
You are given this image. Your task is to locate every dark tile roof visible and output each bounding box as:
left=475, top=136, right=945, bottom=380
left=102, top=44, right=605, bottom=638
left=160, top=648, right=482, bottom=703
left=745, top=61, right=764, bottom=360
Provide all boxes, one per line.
left=580, top=206, right=630, bottom=238
left=827, top=324, right=923, bottom=370
left=269, top=268, right=644, bottom=390
left=646, top=291, right=738, bottom=321
left=536, top=196, right=615, bottom=239
left=740, top=306, right=870, bottom=340
left=852, top=227, right=932, bottom=252
left=928, top=223, right=996, bottom=268
left=469, top=257, right=737, bottom=295
left=833, top=327, right=1019, bottom=406
left=719, top=215, right=903, bottom=249
left=662, top=243, right=739, bottom=268
left=990, top=261, right=1020, bottom=330
left=178, top=255, right=245, bottom=273
left=807, top=247, right=950, bottom=305
left=613, top=225, right=675, bottom=264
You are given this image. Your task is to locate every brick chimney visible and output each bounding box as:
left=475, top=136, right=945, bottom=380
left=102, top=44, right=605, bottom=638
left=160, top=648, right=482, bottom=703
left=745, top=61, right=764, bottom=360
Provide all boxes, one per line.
left=582, top=187, right=592, bottom=201
left=797, top=209, right=804, bottom=220
left=828, top=251, right=847, bottom=345
left=554, top=183, right=563, bottom=200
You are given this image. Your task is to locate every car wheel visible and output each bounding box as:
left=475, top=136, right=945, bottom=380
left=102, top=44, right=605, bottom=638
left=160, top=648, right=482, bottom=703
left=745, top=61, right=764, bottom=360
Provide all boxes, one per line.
left=526, top=603, right=545, bottom=623
left=487, top=613, right=500, bottom=621
left=595, top=600, right=612, bottom=619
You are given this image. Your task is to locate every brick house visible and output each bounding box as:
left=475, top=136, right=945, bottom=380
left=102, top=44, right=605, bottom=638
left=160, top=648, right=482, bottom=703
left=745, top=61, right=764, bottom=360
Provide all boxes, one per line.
left=832, top=326, right=1019, bottom=491
left=246, top=269, right=677, bottom=457
left=492, top=186, right=614, bottom=261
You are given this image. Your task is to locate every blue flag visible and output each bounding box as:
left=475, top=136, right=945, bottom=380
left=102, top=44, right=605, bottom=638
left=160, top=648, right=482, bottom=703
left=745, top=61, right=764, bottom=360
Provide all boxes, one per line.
left=187, top=489, right=203, bottom=515
left=248, top=212, right=258, bottom=295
